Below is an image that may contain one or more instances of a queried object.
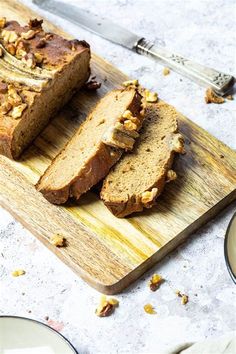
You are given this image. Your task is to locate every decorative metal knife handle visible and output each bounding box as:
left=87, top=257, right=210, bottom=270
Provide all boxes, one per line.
left=135, top=38, right=234, bottom=95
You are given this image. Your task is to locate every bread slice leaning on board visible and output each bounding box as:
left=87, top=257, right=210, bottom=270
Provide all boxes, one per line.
left=36, top=87, right=144, bottom=204
left=0, top=18, right=90, bottom=159
left=101, top=100, right=185, bottom=217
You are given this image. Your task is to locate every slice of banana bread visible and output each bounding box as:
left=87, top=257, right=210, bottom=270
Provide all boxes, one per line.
left=36, top=87, right=143, bottom=204
left=0, top=18, right=90, bottom=159
left=101, top=100, right=185, bottom=217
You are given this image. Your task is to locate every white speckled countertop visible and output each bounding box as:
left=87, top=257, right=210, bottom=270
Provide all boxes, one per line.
left=0, top=0, right=236, bottom=353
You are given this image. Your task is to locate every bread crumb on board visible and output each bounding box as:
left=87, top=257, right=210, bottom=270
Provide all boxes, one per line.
left=95, top=295, right=119, bottom=317
left=205, top=88, right=225, bottom=104
left=12, top=269, right=25, bottom=277
left=144, top=303, right=157, bottom=314
left=176, top=290, right=189, bottom=305
left=122, top=79, right=139, bottom=87
left=49, top=234, right=65, bottom=247
left=163, top=67, right=170, bottom=76
left=148, top=273, right=163, bottom=291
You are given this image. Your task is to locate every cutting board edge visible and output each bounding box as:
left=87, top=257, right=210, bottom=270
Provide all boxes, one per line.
left=1, top=184, right=235, bottom=295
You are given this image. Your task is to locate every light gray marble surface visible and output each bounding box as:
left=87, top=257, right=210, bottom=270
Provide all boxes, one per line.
left=0, top=0, right=236, bottom=353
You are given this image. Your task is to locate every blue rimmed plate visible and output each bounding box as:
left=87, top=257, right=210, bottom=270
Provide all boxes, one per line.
left=224, top=212, right=236, bottom=284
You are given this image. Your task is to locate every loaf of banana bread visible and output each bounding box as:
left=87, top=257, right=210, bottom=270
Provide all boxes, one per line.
left=0, top=17, right=90, bottom=159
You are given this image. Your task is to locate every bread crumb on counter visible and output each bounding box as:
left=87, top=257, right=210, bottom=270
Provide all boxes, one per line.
left=205, top=88, right=225, bottom=104
left=95, top=295, right=119, bottom=317
left=122, top=79, right=139, bottom=87
left=12, top=269, right=25, bottom=277
left=49, top=234, right=65, bottom=247
left=226, top=95, right=233, bottom=100
left=163, top=67, right=170, bottom=76
left=148, top=273, right=163, bottom=291
left=144, top=303, right=156, bottom=314
left=176, top=290, right=189, bottom=305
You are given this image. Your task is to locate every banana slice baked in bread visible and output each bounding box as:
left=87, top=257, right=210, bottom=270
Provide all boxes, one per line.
left=36, top=87, right=143, bottom=204
left=0, top=18, right=90, bottom=159
left=101, top=100, right=185, bottom=217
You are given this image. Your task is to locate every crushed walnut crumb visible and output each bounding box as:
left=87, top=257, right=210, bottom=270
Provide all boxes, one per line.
left=176, top=290, right=189, bottom=305
left=0, top=47, right=3, bottom=57
left=12, top=269, right=26, bottom=277
left=6, top=43, right=16, bottom=56
left=0, top=17, right=6, bottom=29
left=21, top=29, right=36, bottom=40
left=11, top=103, right=27, bottom=119
left=205, top=88, right=225, bottom=104
left=29, top=18, right=43, bottom=29
left=22, top=53, right=36, bottom=68
left=49, top=234, right=65, bottom=247
left=144, top=303, right=156, bottom=314
left=141, top=188, right=158, bottom=205
left=163, top=67, right=170, bottom=76
left=95, top=295, right=119, bottom=317
left=226, top=95, right=233, bottom=100
left=166, top=170, right=177, bottom=183
left=84, top=79, right=101, bottom=91
left=149, top=273, right=163, bottom=291
left=145, top=89, right=158, bottom=103
left=122, top=79, right=139, bottom=87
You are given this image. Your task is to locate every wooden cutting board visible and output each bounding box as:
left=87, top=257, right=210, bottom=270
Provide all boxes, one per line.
left=0, top=0, right=236, bottom=294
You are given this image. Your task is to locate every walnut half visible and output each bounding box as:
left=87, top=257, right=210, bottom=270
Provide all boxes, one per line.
left=95, top=295, right=119, bottom=317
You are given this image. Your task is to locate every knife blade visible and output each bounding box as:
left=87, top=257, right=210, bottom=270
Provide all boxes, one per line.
left=33, top=0, right=234, bottom=95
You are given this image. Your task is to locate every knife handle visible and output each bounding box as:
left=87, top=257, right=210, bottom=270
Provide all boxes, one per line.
left=135, top=38, right=234, bottom=95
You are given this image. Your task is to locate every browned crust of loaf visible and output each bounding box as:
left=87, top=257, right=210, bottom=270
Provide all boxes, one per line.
left=2, top=20, right=90, bottom=69
left=0, top=19, right=90, bottom=159
left=101, top=101, right=185, bottom=217
left=36, top=88, right=142, bottom=204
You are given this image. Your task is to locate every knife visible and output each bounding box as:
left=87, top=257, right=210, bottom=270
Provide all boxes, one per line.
left=33, top=0, right=234, bottom=95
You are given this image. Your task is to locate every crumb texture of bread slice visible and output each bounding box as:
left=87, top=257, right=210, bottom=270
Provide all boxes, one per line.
left=101, top=101, right=185, bottom=217
left=0, top=18, right=90, bottom=159
left=36, top=88, right=143, bottom=204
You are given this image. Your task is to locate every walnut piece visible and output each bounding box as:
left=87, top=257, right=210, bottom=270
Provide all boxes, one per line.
left=0, top=101, right=12, bottom=115
left=34, top=52, right=43, bottom=64
left=141, top=188, right=158, bottom=205
left=163, top=67, right=170, bottom=76
left=84, top=79, right=101, bottom=91
left=95, top=295, right=119, bottom=317
left=11, top=103, right=27, bottom=119
left=171, top=134, right=185, bottom=154
left=21, top=29, right=36, bottom=40
left=29, top=18, right=43, bottom=29
left=0, top=81, right=8, bottom=94
left=166, top=170, right=177, bottom=183
left=0, top=17, right=6, bottom=29
left=122, top=79, right=139, bottom=87
left=123, top=119, right=137, bottom=131
left=22, top=53, right=36, bottom=68
left=6, top=43, right=16, bottom=55
left=49, top=234, right=65, bottom=247
left=12, top=269, right=26, bottom=277
left=205, top=88, right=225, bottom=104
left=149, top=273, right=163, bottom=291
left=144, top=303, right=156, bottom=314
left=226, top=95, right=233, bottom=100
left=1, top=30, right=19, bottom=44
left=36, top=38, right=47, bottom=48
left=7, top=84, right=22, bottom=106
left=145, top=89, right=158, bottom=103
left=176, top=290, right=189, bottom=305
left=0, top=47, right=3, bottom=57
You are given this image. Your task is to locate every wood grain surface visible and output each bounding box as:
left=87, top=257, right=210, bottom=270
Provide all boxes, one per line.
left=0, top=0, right=236, bottom=294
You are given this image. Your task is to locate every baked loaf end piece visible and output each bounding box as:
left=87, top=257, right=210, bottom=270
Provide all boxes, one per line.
left=36, top=87, right=143, bottom=204
left=101, top=100, right=185, bottom=217
left=0, top=18, right=90, bottom=159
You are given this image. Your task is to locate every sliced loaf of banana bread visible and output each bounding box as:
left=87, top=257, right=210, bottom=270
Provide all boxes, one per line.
left=0, top=18, right=90, bottom=159
left=101, top=100, right=185, bottom=217
left=36, top=87, right=143, bottom=204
